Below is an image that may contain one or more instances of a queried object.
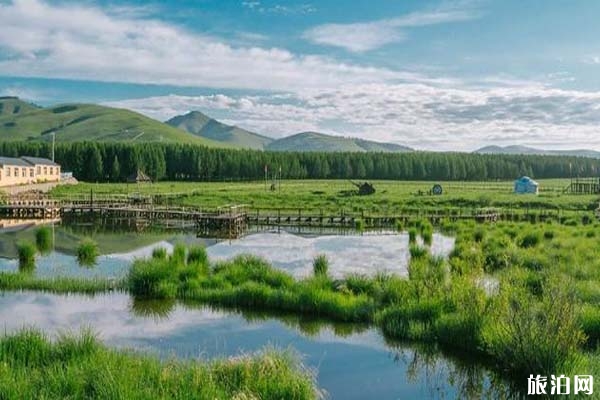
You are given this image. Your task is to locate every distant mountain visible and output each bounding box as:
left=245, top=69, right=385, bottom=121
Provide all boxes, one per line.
left=475, top=145, right=600, bottom=158
left=0, top=96, right=40, bottom=116
left=166, top=111, right=272, bottom=150
left=0, top=99, right=224, bottom=146
left=266, top=131, right=413, bottom=153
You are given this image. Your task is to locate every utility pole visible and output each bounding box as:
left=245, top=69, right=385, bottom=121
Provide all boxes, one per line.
left=51, top=131, right=55, bottom=162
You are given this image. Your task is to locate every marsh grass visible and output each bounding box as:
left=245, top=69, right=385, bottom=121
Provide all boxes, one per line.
left=34, top=227, right=53, bottom=254
left=16, top=241, right=36, bottom=271
left=76, top=239, right=99, bottom=267
left=421, top=227, right=433, bottom=246
left=408, top=228, right=417, bottom=244
left=0, top=329, right=317, bottom=400
left=0, top=272, right=120, bottom=293
left=313, top=254, right=329, bottom=277
left=151, top=247, right=167, bottom=260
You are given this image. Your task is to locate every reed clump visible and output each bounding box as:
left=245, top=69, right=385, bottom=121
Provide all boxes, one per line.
left=76, top=239, right=99, bottom=266
left=16, top=241, right=36, bottom=271
left=312, top=254, right=329, bottom=277
left=34, top=226, right=53, bottom=254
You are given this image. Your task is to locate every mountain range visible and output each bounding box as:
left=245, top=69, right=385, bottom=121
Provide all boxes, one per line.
left=2, top=97, right=600, bottom=157
left=474, top=145, right=600, bottom=158
left=0, top=97, right=414, bottom=152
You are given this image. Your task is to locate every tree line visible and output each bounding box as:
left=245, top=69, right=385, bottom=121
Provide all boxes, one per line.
left=0, top=142, right=598, bottom=182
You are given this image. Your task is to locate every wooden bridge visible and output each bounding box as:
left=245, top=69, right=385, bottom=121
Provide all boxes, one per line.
left=0, top=194, right=248, bottom=238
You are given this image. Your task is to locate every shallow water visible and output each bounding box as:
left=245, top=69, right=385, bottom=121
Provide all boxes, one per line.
left=0, top=228, right=454, bottom=279
left=207, top=230, right=454, bottom=278
left=0, top=291, right=507, bottom=400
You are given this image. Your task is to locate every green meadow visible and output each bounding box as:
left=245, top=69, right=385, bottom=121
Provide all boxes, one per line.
left=51, top=179, right=598, bottom=214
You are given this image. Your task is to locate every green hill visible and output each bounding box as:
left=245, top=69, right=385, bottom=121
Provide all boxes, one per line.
left=0, top=99, right=224, bottom=146
left=0, top=96, right=40, bottom=116
left=266, top=131, right=413, bottom=152
left=166, top=111, right=273, bottom=150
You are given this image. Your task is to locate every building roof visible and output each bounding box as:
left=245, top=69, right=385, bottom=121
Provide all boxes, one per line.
left=0, top=157, right=33, bottom=167
left=20, top=156, right=59, bottom=166
left=127, top=169, right=152, bottom=183
left=515, top=176, right=538, bottom=185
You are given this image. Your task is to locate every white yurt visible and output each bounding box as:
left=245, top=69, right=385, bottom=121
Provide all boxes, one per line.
left=514, top=176, right=539, bottom=194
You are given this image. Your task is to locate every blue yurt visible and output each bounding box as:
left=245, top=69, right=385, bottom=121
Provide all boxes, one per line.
left=514, top=176, right=539, bottom=194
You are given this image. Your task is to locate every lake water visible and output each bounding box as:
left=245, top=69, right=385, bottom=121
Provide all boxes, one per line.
left=0, top=226, right=454, bottom=279
left=0, top=224, right=520, bottom=399
left=0, top=291, right=510, bottom=399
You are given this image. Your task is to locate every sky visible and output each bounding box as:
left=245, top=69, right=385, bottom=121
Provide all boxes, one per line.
left=1, top=0, right=600, bottom=151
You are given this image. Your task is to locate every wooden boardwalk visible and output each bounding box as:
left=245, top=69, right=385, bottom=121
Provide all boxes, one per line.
left=0, top=192, right=573, bottom=238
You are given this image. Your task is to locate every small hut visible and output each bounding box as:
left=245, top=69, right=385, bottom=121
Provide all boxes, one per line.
left=514, top=176, right=538, bottom=195
left=127, top=170, right=152, bottom=184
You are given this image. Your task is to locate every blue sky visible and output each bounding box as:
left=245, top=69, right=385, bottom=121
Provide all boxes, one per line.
left=1, top=0, right=600, bottom=150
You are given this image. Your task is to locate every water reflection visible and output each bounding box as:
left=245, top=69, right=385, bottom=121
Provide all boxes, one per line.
left=0, top=291, right=516, bottom=399
left=0, top=227, right=455, bottom=279
left=207, top=231, right=455, bottom=278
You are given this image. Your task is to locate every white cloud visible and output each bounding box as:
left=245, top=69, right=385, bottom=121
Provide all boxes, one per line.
left=303, top=2, right=481, bottom=52
left=0, top=0, right=392, bottom=91
left=242, top=1, right=316, bottom=15
left=106, top=82, right=600, bottom=151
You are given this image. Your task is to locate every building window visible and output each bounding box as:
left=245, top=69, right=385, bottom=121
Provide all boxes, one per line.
left=43, top=166, right=47, bottom=174
left=6, top=167, right=10, bottom=177
left=22, top=168, right=26, bottom=177
left=15, top=168, right=19, bottom=177
left=30, top=168, right=34, bottom=177
left=37, top=166, right=41, bottom=174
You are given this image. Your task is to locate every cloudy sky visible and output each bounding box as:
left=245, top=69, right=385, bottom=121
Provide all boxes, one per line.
left=1, top=0, right=600, bottom=150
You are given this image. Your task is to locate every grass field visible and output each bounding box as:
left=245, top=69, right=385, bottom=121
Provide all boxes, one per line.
left=51, top=179, right=599, bottom=213
left=0, top=329, right=317, bottom=400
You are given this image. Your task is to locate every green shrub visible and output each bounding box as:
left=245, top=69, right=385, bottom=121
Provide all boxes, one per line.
left=34, top=227, right=53, bottom=254
left=313, top=254, right=329, bottom=277
left=76, top=239, right=99, bottom=266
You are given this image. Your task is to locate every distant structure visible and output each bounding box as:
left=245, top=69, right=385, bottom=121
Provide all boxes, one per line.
left=0, top=156, right=60, bottom=187
left=514, top=176, right=539, bottom=195
left=127, top=169, right=152, bottom=184
left=564, top=177, right=600, bottom=195
left=350, top=181, right=376, bottom=196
